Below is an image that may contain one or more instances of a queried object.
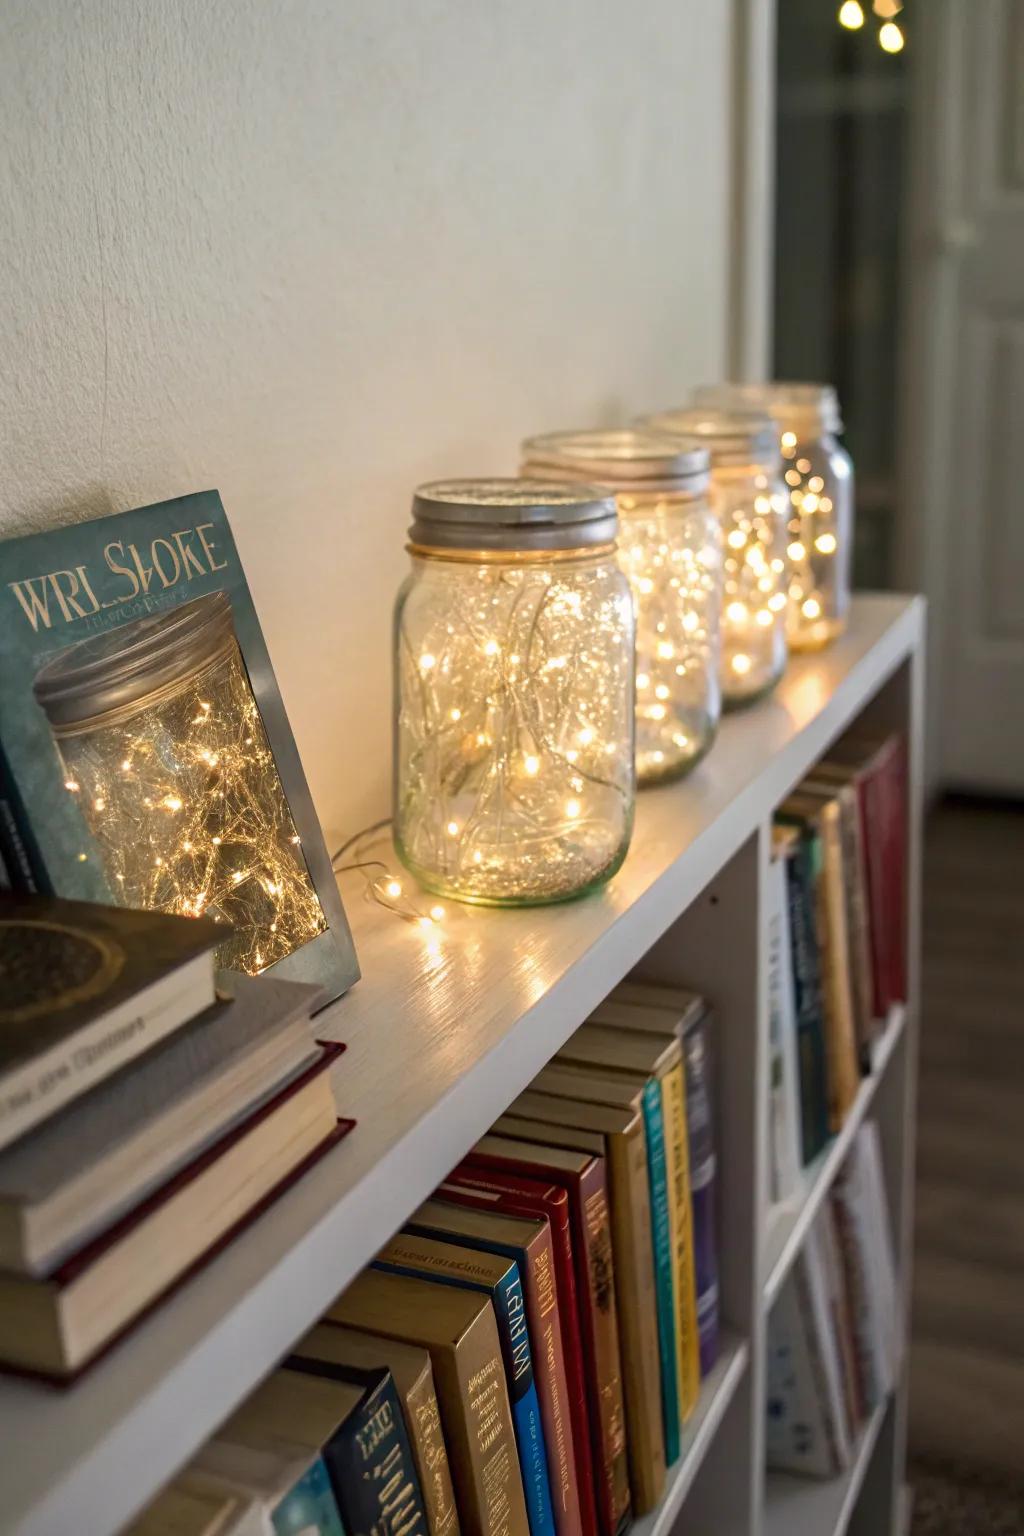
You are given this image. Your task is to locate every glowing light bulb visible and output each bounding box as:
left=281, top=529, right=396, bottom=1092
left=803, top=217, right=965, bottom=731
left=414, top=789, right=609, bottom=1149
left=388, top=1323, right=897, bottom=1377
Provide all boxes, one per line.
left=731, top=653, right=752, bottom=676
left=815, top=533, right=838, bottom=555
left=483, top=639, right=500, bottom=657
left=578, top=728, right=594, bottom=746
left=808, top=476, right=824, bottom=494
left=802, top=494, right=820, bottom=514
left=211, top=835, right=222, bottom=846
left=121, top=760, right=131, bottom=772
left=788, top=542, right=807, bottom=562
left=430, top=904, right=445, bottom=922
left=802, top=597, right=822, bottom=619
left=446, top=820, right=459, bottom=836
left=565, top=799, right=581, bottom=820
left=386, top=879, right=403, bottom=898
left=878, top=19, right=904, bottom=51
left=655, top=684, right=670, bottom=700
left=523, top=754, right=540, bottom=776
left=450, top=707, right=462, bottom=721
left=839, top=0, right=865, bottom=26
left=656, top=640, right=674, bottom=660
left=727, top=529, right=747, bottom=550
left=65, top=779, right=80, bottom=792
left=781, top=430, right=798, bottom=450
left=726, top=601, right=748, bottom=623
left=636, top=673, right=651, bottom=691
left=421, top=651, right=437, bottom=672
left=756, top=608, right=773, bottom=627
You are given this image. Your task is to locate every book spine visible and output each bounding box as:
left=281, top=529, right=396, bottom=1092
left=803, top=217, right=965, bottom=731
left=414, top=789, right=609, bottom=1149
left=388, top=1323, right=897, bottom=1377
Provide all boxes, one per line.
left=765, top=1271, right=837, bottom=1478
left=856, top=771, right=890, bottom=1019
left=607, top=1120, right=665, bottom=1512
left=444, top=1171, right=595, bottom=1536
left=573, top=1157, right=631, bottom=1536
left=767, top=857, right=803, bottom=1200
left=319, top=1374, right=427, bottom=1536
left=638, top=1079, right=681, bottom=1464
left=457, top=1311, right=531, bottom=1536
left=818, top=1206, right=862, bottom=1436
left=829, top=1185, right=884, bottom=1412
left=0, top=742, right=47, bottom=894
left=838, top=788, right=875, bottom=1055
left=682, top=1017, right=720, bottom=1379
left=800, top=1231, right=852, bottom=1470
left=376, top=1248, right=554, bottom=1536
left=882, top=739, right=908, bottom=1004
left=818, top=803, right=860, bottom=1129
left=659, top=1063, right=701, bottom=1416
left=519, top=1229, right=578, bottom=1536
left=399, top=1368, right=461, bottom=1536
left=271, top=1455, right=347, bottom=1536
left=783, top=835, right=830, bottom=1162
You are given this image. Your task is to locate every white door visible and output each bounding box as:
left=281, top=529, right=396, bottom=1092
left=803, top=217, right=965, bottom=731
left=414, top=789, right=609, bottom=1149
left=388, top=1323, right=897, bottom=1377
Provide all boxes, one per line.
left=899, top=0, right=1024, bottom=794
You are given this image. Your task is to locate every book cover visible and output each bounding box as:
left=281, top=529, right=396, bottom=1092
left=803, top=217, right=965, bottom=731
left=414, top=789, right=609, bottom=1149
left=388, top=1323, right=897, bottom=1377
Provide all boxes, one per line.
left=765, top=1265, right=840, bottom=1479
left=374, top=1233, right=555, bottom=1536
left=503, top=1090, right=665, bottom=1512
left=836, top=1124, right=900, bottom=1390
left=804, top=775, right=876, bottom=1056
left=529, top=1062, right=680, bottom=1470
left=439, top=1167, right=595, bottom=1536
left=410, top=1196, right=581, bottom=1536
left=681, top=1008, right=719, bottom=1378
left=467, top=1136, right=631, bottom=1536
left=0, top=493, right=357, bottom=997
left=126, top=1473, right=264, bottom=1536
left=777, top=823, right=830, bottom=1162
left=292, top=1323, right=460, bottom=1536
left=0, top=891, right=218, bottom=1151
left=326, top=1267, right=529, bottom=1536
left=817, top=1207, right=862, bottom=1437
left=767, top=846, right=804, bottom=1204
left=279, top=1362, right=427, bottom=1536
left=557, top=1025, right=700, bottom=1422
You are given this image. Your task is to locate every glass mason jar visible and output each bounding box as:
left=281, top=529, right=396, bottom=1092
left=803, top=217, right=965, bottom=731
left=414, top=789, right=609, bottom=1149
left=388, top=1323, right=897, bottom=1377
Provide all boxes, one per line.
left=520, top=428, right=722, bottom=786
left=692, top=382, right=853, bottom=649
left=32, top=593, right=328, bottom=974
left=394, top=479, right=636, bottom=905
left=639, top=407, right=788, bottom=707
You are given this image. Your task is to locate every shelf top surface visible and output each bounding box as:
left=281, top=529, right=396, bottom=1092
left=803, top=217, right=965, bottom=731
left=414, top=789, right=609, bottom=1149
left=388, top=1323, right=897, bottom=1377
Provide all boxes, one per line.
left=0, top=592, right=922, bottom=1536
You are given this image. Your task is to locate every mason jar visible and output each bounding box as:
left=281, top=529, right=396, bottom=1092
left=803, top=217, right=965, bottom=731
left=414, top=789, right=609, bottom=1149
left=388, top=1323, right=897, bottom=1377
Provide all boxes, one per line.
left=520, top=428, right=722, bottom=786
left=692, top=382, right=853, bottom=649
left=394, top=479, right=635, bottom=905
left=32, top=592, right=327, bottom=974
left=639, top=407, right=788, bottom=706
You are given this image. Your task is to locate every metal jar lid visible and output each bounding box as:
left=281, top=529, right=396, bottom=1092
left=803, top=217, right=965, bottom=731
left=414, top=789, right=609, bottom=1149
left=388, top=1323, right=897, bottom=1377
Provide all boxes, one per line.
left=636, top=406, right=779, bottom=468
left=691, top=381, right=843, bottom=436
left=520, top=428, right=710, bottom=496
left=33, top=591, right=237, bottom=732
left=409, top=477, right=618, bottom=554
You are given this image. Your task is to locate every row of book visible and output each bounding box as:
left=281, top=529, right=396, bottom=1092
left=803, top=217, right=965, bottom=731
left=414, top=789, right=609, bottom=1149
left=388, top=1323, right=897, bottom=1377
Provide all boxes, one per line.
left=129, top=982, right=719, bottom=1536
left=0, top=893, right=351, bottom=1381
left=766, top=1121, right=901, bottom=1478
left=767, top=731, right=907, bottom=1203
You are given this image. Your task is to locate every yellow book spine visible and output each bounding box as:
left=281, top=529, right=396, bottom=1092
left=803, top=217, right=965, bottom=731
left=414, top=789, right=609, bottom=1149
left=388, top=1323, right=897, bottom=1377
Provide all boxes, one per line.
left=660, top=1063, right=700, bottom=1419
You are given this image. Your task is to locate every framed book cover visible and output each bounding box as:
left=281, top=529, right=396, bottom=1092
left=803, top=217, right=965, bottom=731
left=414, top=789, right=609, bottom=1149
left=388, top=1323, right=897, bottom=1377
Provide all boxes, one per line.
left=0, top=491, right=358, bottom=1001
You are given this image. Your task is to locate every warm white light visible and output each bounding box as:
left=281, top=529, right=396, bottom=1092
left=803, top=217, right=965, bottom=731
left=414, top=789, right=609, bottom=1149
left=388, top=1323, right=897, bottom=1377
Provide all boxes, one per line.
left=878, top=19, right=904, bottom=50
left=808, top=476, right=824, bottom=494
left=802, top=597, right=822, bottom=619
left=430, top=904, right=445, bottom=921
left=781, top=430, right=798, bottom=450
left=731, top=653, right=752, bottom=676
left=839, top=0, right=865, bottom=26
left=815, top=533, right=838, bottom=555
left=788, top=542, right=807, bottom=562
left=419, top=653, right=436, bottom=671
left=756, top=609, right=773, bottom=627
left=578, top=728, right=594, bottom=746
left=726, top=601, right=748, bottom=624
left=523, top=754, right=540, bottom=776
left=656, top=641, right=674, bottom=660
left=565, top=799, right=581, bottom=819
left=386, top=879, right=402, bottom=898
left=446, top=820, right=459, bottom=836
left=649, top=704, right=667, bottom=721
left=727, top=529, right=747, bottom=550
left=655, top=684, right=670, bottom=700
left=450, top=707, right=461, bottom=721
left=65, top=779, right=80, bottom=792
left=636, top=672, right=651, bottom=691
left=483, top=639, right=499, bottom=657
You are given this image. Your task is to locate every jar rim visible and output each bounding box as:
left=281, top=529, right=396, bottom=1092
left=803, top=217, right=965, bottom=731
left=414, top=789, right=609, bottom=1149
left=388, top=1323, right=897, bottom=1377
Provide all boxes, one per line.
left=33, top=591, right=236, bottom=731
left=520, top=428, right=710, bottom=487
left=410, top=477, right=618, bottom=552
left=636, top=406, right=779, bottom=467
left=691, top=381, right=843, bottom=435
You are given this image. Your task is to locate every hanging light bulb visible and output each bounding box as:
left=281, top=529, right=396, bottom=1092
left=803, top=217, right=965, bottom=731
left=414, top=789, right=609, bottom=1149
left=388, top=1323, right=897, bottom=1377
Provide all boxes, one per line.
left=872, top=0, right=902, bottom=16
left=878, top=19, right=905, bottom=51
left=838, top=0, right=865, bottom=28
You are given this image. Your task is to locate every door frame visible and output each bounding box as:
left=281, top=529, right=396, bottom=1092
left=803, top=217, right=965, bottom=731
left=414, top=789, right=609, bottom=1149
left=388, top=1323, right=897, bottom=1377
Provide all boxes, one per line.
left=730, top=0, right=777, bottom=382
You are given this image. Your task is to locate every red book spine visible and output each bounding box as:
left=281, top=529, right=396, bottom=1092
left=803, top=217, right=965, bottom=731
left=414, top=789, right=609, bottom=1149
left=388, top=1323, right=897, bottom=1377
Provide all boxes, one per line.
left=465, top=1153, right=630, bottom=1536
left=445, top=1165, right=597, bottom=1536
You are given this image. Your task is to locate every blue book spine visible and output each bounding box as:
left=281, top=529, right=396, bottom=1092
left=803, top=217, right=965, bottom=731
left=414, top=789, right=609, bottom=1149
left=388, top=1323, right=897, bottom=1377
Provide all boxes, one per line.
left=641, top=1077, right=680, bottom=1463
left=783, top=831, right=830, bottom=1160
left=271, top=1454, right=347, bottom=1536
left=374, top=1257, right=555, bottom=1536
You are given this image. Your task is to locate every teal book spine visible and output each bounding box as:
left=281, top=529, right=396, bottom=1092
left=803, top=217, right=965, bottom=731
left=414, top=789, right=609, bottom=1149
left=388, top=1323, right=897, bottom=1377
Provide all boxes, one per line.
left=373, top=1257, right=556, bottom=1536
left=641, top=1077, right=680, bottom=1463
left=271, top=1454, right=347, bottom=1536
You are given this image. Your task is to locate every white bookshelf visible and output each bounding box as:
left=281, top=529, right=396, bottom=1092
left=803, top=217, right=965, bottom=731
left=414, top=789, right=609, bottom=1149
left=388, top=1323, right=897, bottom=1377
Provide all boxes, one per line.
left=0, top=593, right=924, bottom=1536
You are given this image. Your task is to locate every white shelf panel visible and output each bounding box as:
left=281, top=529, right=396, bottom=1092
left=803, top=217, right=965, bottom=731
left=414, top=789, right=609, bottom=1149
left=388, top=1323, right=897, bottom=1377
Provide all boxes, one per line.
left=632, top=1334, right=749, bottom=1536
left=762, top=1005, right=906, bottom=1310
left=764, top=1397, right=888, bottom=1536
left=0, top=594, right=923, bottom=1536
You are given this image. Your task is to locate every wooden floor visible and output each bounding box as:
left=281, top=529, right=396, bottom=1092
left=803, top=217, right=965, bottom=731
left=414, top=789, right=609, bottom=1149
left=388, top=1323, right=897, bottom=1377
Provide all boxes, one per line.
left=909, top=799, right=1024, bottom=1477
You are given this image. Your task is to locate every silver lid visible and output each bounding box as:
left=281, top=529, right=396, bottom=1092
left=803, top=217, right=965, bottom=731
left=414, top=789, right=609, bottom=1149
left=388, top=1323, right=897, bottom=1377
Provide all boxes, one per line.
left=520, top=428, right=710, bottom=492
left=409, top=477, right=618, bottom=553
left=637, top=406, right=779, bottom=468
left=691, top=381, right=843, bottom=435
left=33, top=592, right=237, bottom=731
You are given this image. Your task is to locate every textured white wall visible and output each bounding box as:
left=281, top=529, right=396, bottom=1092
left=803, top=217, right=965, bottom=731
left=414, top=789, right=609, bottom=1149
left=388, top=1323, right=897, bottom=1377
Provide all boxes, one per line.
left=0, top=1, right=737, bottom=837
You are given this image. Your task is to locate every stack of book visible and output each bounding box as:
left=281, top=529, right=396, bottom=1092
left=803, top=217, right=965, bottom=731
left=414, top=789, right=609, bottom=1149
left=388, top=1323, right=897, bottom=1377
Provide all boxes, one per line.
left=765, top=1122, right=900, bottom=1478
left=767, top=731, right=907, bottom=1203
left=0, top=892, right=349, bottom=1383
left=132, top=982, right=719, bottom=1536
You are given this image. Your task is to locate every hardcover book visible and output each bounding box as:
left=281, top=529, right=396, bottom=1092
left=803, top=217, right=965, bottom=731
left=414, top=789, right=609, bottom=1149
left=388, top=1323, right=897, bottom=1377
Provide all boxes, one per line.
left=189, top=1441, right=346, bottom=1536
left=0, top=891, right=219, bottom=1152
left=468, top=1134, right=631, bottom=1536
left=326, top=1266, right=529, bottom=1536
left=765, top=1232, right=852, bottom=1478
left=502, top=1091, right=665, bottom=1512
left=407, top=1198, right=580, bottom=1536
left=0, top=492, right=358, bottom=999
left=294, top=1323, right=459, bottom=1536
left=0, top=1043, right=345, bottom=1379
left=529, top=1062, right=680, bottom=1469
left=776, top=822, right=830, bottom=1163
left=125, top=1474, right=264, bottom=1535
left=766, top=840, right=805, bottom=1203
left=439, top=1167, right=595, bottom=1536
left=557, top=1024, right=701, bottom=1419
left=375, top=1233, right=554, bottom=1536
